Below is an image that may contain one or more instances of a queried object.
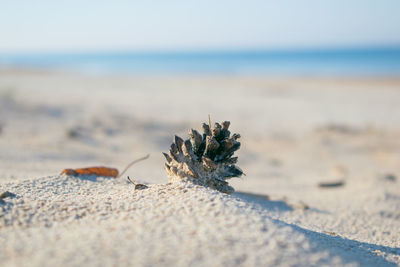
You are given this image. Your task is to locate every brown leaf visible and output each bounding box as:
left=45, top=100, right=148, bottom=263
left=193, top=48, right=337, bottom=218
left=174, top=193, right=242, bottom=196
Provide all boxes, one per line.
left=61, top=167, right=119, bottom=178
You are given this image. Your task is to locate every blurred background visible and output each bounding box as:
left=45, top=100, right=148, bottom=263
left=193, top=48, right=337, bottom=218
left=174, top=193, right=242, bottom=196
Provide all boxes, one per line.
left=0, top=0, right=400, bottom=196
left=1, top=0, right=400, bottom=75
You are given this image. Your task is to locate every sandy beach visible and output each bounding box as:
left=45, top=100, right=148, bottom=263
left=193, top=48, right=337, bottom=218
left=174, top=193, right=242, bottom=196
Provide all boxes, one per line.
left=1, top=70, right=400, bottom=266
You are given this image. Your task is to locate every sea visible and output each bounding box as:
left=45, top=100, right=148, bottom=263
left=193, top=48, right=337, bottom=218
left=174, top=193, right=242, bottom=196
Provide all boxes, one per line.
left=1, top=47, right=400, bottom=76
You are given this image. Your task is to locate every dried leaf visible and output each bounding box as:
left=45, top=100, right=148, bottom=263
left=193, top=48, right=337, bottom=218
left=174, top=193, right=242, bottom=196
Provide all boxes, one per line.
left=61, top=167, right=119, bottom=177
left=127, top=176, right=148, bottom=190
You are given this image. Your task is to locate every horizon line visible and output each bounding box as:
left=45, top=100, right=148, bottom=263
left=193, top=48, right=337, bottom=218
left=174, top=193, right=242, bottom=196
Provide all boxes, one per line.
left=1, top=44, right=400, bottom=56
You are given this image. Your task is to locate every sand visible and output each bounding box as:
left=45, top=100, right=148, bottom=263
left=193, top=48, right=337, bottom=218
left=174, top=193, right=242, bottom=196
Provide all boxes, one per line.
left=0, top=71, right=400, bottom=266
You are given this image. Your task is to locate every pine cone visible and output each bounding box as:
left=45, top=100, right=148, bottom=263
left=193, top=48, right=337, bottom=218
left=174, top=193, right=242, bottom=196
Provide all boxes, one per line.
left=163, top=120, right=243, bottom=194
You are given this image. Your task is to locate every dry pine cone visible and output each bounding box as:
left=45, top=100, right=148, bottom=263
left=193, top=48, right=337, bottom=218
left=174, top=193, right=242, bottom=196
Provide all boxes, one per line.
left=163, top=120, right=243, bottom=194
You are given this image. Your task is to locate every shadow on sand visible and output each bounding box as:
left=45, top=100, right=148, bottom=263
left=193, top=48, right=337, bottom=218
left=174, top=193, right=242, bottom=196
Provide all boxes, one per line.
left=233, top=191, right=293, bottom=212
left=232, top=191, right=400, bottom=266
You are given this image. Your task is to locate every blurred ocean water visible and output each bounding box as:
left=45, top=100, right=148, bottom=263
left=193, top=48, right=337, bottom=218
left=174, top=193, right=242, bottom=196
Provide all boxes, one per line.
left=1, top=47, right=400, bottom=76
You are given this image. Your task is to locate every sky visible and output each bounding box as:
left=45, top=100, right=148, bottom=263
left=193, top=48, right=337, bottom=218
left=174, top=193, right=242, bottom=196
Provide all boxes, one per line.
left=1, top=0, right=400, bottom=53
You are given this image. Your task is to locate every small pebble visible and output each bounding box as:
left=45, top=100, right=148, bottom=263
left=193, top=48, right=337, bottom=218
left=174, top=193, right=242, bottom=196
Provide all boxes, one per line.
left=318, top=181, right=345, bottom=188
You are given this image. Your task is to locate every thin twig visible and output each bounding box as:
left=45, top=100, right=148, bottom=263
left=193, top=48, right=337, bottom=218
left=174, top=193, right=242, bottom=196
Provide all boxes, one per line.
left=118, top=154, right=150, bottom=178
left=127, top=176, right=136, bottom=185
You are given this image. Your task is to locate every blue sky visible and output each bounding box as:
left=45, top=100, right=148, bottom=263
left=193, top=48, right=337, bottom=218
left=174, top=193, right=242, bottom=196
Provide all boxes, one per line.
left=1, top=0, right=399, bottom=52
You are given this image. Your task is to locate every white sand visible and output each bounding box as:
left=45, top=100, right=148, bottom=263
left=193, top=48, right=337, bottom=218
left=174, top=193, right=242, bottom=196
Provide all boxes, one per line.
left=0, top=71, right=400, bottom=266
